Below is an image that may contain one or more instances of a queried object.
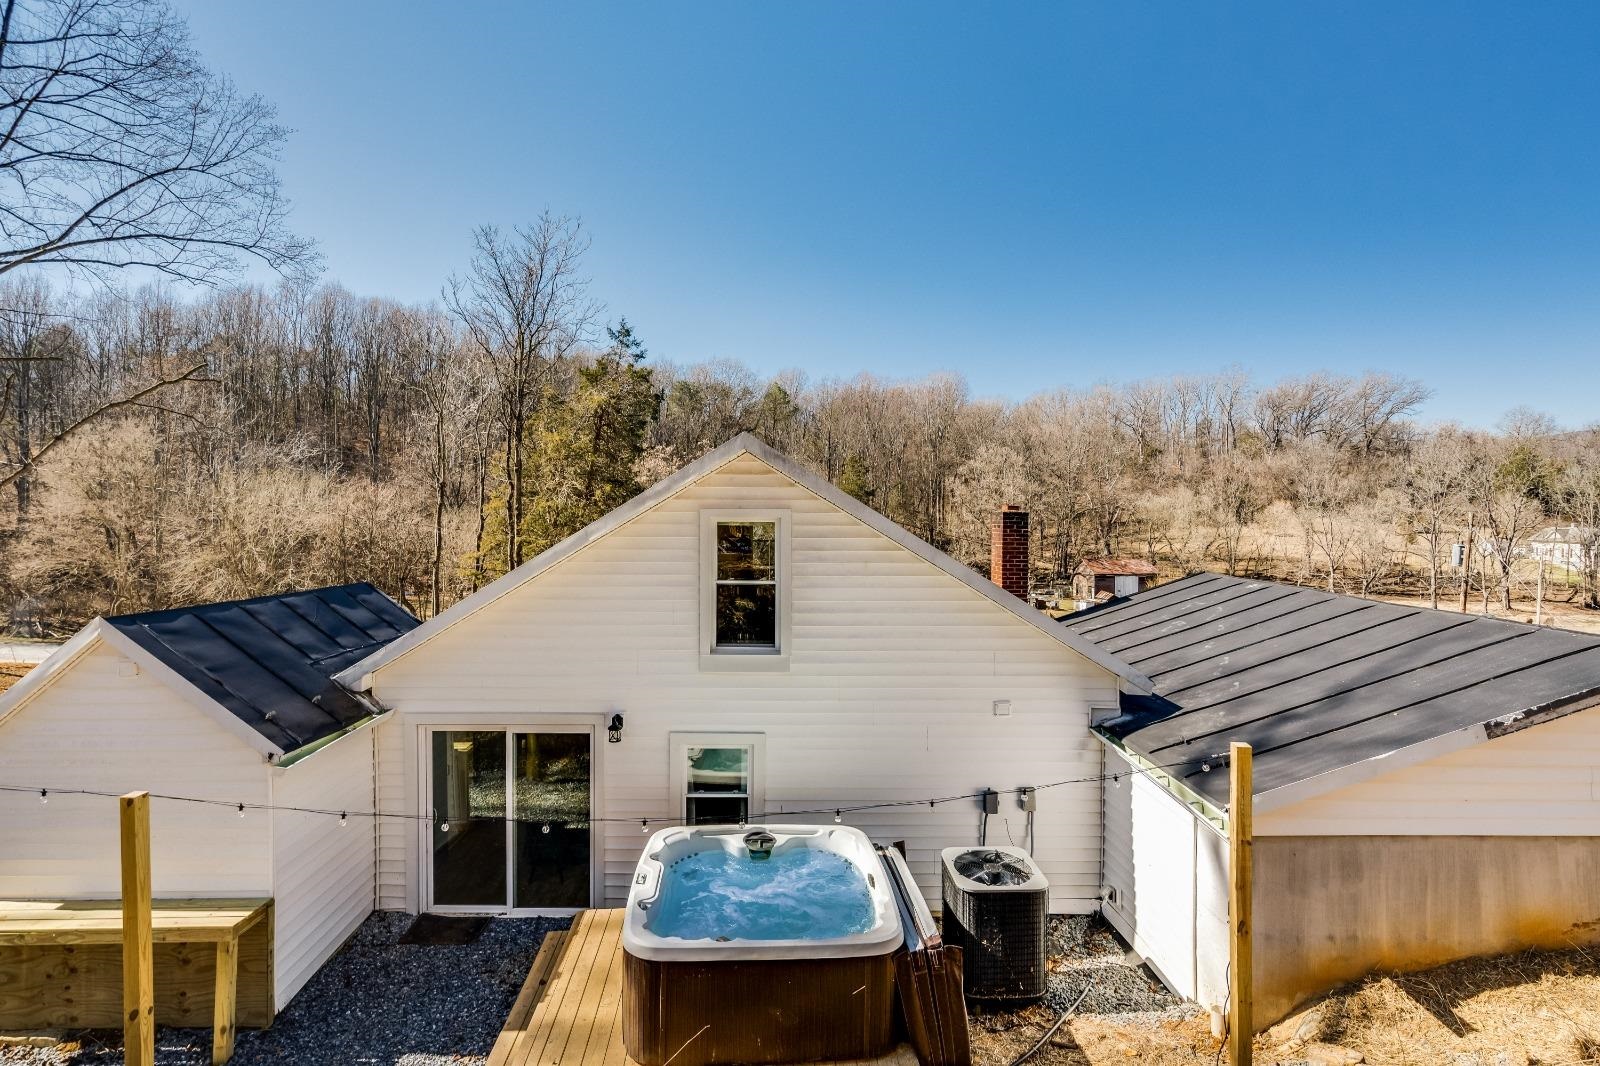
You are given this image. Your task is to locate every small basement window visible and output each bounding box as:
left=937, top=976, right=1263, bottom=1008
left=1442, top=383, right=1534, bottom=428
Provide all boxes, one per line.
left=671, top=733, right=765, bottom=826
left=700, top=510, right=790, bottom=669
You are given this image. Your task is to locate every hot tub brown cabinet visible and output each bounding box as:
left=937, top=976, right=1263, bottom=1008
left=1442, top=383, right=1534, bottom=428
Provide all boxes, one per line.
left=622, top=949, right=898, bottom=1066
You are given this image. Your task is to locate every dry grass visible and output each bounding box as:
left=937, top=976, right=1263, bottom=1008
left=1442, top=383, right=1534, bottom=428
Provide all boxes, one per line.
left=973, top=946, right=1600, bottom=1065
left=0, top=662, right=32, bottom=694
left=972, top=1008, right=1220, bottom=1065
left=1269, top=945, right=1600, bottom=1065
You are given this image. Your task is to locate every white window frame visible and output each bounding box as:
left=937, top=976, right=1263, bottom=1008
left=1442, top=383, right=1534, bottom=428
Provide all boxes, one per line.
left=669, top=732, right=767, bottom=827
left=699, top=509, right=792, bottom=671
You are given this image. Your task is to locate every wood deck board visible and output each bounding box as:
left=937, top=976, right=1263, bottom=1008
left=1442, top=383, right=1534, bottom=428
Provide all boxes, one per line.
left=0, top=899, right=271, bottom=946
left=489, top=931, right=568, bottom=1066
left=506, top=909, right=606, bottom=1066
left=489, top=909, right=917, bottom=1066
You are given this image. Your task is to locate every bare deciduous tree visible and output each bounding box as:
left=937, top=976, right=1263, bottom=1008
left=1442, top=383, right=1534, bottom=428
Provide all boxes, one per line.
left=1403, top=426, right=1473, bottom=608
left=447, top=216, right=596, bottom=574
left=0, top=0, right=314, bottom=284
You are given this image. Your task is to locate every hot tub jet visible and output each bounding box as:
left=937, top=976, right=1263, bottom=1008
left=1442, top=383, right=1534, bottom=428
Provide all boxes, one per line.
left=742, top=829, right=776, bottom=860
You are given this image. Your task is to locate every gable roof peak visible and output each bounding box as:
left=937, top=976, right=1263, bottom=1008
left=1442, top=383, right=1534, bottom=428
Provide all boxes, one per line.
left=336, top=432, right=1151, bottom=690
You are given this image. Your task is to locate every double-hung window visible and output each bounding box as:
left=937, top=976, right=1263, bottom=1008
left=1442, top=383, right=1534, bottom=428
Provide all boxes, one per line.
left=716, top=521, right=777, bottom=647
left=671, top=733, right=765, bottom=826
left=700, top=510, right=790, bottom=669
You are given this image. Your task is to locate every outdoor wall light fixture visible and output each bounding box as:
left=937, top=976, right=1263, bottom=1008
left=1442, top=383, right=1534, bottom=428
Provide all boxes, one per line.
left=607, top=713, right=625, bottom=744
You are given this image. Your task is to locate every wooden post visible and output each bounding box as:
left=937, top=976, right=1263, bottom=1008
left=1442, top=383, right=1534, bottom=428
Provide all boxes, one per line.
left=120, top=791, right=155, bottom=1066
left=212, top=937, right=239, bottom=1064
left=1228, top=743, right=1253, bottom=1066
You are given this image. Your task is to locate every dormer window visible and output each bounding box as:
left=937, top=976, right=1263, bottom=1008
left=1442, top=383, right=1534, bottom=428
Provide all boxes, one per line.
left=700, top=509, right=790, bottom=670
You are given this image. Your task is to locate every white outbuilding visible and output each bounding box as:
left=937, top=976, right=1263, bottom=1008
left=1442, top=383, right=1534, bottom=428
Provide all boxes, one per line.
left=0, top=584, right=419, bottom=1020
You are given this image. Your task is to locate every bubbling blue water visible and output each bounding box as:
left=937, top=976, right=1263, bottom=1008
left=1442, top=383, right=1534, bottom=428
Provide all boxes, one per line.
left=649, top=846, right=876, bottom=941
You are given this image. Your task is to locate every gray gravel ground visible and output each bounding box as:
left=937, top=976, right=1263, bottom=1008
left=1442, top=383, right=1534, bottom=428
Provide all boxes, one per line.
left=972, top=914, right=1200, bottom=1030
left=1, top=912, right=566, bottom=1066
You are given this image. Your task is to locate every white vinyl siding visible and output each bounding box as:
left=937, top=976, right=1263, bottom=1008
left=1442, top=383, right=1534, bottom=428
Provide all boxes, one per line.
left=269, top=729, right=376, bottom=1009
left=0, top=642, right=272, bottom=899
left=372, top=717, right=408, bottom=910
left=1257, top=707, right=1600, bottom=836
left=1100, top=746, right=1230, bottom=1010
left=370, top=454, right=1119, bottom=914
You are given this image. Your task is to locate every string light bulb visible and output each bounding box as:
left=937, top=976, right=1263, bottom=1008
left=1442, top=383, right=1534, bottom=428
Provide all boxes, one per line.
left=1110, top=775, right=1121, bottom=789
left=338, top=812, right=348, bottom=827
left=237, top=803, right=246, bottom=818
left=640, top=819, right=649, bottom=833
left=834, top=809, right=842, bottom=824
left=1200, top=761, right=1212, bottom=773
left=38, top=789, right=48, bottom=805
left=541, top=824, right=550, bottom=835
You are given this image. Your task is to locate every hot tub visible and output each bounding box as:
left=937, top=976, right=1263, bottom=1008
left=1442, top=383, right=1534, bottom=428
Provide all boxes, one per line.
left=622, top=824, right=903, bottom=1066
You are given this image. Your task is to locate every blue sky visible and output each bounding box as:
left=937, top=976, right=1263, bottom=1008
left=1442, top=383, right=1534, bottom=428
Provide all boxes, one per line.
left=179, top=2, right=1599, bottom=428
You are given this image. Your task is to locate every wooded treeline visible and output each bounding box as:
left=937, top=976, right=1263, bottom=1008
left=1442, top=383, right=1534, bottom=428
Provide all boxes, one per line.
left=2, top=227, right=1598, bottom=632
left=0, top=1, right=1592, bottom=633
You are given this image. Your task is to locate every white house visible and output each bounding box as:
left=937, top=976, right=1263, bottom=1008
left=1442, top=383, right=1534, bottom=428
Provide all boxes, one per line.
left=1528, top=524, right=1598, bottom=571
left=335, top=433, right=1147, bottom=917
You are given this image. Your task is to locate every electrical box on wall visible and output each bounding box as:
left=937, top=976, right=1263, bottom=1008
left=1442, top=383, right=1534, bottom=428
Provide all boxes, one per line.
left=992, top=699, right=1012, bottom=717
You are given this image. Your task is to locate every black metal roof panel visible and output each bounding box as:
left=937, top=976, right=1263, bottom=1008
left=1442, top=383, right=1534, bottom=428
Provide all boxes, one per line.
left=1082, top=574, right=1600, bottom=805
left=106, top=584, right=419, bottom=754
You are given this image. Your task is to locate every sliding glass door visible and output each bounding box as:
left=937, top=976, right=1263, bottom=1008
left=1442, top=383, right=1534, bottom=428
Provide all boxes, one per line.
left=512, top=732, right=591, bottom=908
left=429, top=728, right=592, bottom=912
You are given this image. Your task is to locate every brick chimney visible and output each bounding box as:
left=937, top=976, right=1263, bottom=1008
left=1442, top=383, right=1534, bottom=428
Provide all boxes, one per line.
left=990, top=505, right=1030, bottom=600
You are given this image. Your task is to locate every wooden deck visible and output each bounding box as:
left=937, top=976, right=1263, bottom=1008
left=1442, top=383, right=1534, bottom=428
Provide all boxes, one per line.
left=0, top=898, right=273, bottom=1064
left=489, top=909, right=919, bottom=1066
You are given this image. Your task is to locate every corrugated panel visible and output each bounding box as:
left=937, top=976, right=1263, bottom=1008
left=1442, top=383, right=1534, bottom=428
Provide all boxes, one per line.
left=1076, top=573, right=1600, bottom=805
left=105, top=584, right=419, bottom=753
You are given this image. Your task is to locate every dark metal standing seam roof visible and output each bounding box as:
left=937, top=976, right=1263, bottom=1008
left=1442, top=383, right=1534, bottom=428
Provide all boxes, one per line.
left=1066, top=573, right=1600, bottom=807
left=105, top=584, right=420, bottom=754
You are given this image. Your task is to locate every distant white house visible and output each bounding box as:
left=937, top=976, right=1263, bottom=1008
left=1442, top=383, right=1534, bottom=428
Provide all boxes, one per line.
left=1528, top=524, right=1598, bottom=571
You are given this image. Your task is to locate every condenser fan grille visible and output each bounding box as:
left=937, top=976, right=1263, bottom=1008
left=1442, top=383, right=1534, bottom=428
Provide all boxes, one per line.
left=952, top=849, right=1033, bottom=886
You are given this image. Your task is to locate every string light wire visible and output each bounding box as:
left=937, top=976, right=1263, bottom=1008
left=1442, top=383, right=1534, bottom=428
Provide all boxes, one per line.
left=0, top=754, right=1215, bottom=832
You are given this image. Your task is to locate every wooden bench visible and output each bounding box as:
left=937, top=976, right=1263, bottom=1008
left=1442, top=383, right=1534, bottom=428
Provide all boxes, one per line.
left=0, top=898, right=273, bottom=1064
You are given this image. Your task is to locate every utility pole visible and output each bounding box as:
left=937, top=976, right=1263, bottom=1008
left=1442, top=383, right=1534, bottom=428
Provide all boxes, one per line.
left=1535, top=560, right=1546, bottom=626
